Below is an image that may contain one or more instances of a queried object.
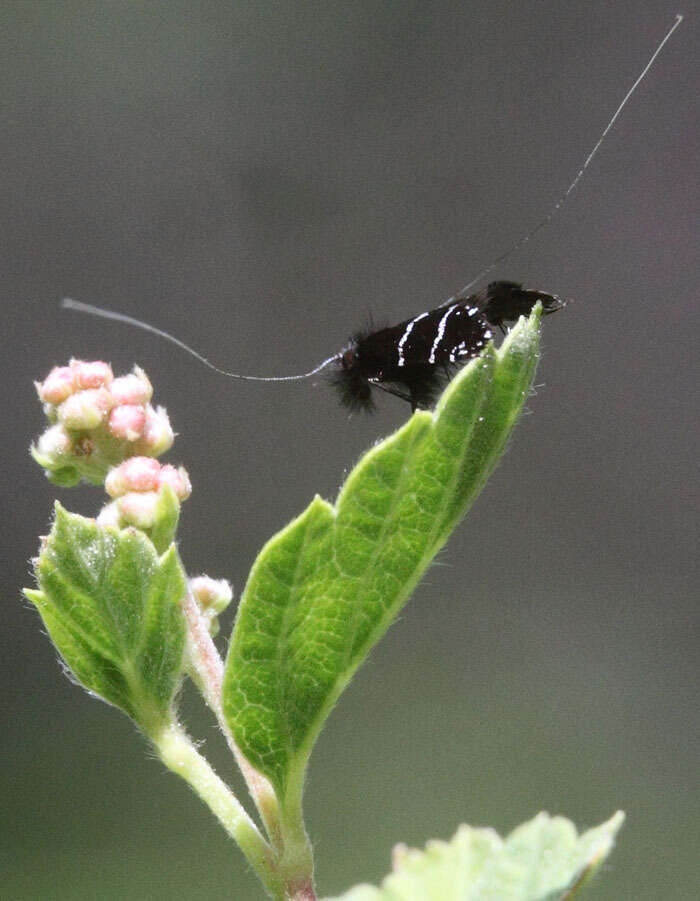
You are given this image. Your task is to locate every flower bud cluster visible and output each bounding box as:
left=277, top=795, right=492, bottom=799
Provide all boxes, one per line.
left=33, top=360, right=174, bottom=486
left=97, top=457, right=191, bottom=530
left=189, top=575, right=234, bottom=636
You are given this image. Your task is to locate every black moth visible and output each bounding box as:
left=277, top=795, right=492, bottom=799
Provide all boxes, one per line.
left=331, top=280, right=563, bottom=412
left=62, top=16, right=682, bottom=415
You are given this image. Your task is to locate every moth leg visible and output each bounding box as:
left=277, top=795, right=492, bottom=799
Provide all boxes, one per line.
left=408, top=389, right=434, bottom=412
left=369, top=380, right=413, bottom=405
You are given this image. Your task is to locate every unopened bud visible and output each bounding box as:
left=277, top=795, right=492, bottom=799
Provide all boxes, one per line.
left=115, top=492, right=162, bottom=529
left=110, top=367, right=153, bottom=405
left=105, top=456, right=162, bottom=497
left=190, top=576, right=233, bottom=614
left=36, top=423, right=73, bottom=461
left=58, top=388, right=113, bottom=430
left=32, top=360, right=176, bottom=487
left=71, top=359, right=113, bottom=390
left=37, top=366, right=75, bottom=405
left=190, top=575, right=233, bottom=636
left=108, top=404, right=146, bottom=441
left=158, top=464, right=191, bottom=500
left=98, top=473, right=187, bottom=538
left=136, top=405, right=174, bottom=456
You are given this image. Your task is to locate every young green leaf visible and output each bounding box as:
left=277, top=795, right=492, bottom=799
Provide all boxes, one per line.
left=25, top=503, right=187, bottom=734
left=144, top=483, right=182, bottom=555
left=224, top=309, right=543, bottom=800
left=326, top=811, right=625, bottom=901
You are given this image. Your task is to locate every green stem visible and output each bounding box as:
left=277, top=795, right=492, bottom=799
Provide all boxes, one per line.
left=153, top=721, right=285, bottom=900
left=181, top=584, right=283, bottom=848
left=180, top=585, right=316, bottom=897
left=276, top=755, right=316, bottom=899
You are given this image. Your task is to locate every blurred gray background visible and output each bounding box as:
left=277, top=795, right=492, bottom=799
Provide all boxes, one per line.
left=1, top=2, right=697, bottom=899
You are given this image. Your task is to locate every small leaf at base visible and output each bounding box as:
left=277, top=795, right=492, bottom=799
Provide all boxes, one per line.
left=25, top=503, right=187, bottom=733
left=326, top=811, right=625, bottom=901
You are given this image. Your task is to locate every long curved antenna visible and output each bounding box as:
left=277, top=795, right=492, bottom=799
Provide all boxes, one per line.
left=61, top=298, right=340, bottom=381
left=457, top=13, right=683, bottom=296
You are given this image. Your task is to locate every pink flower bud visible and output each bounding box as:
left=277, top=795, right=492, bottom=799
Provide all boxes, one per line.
left=32, top=359, right=179, bottom=487
left=137, top=405, right=174, bottom=456
left=105, top=456, right=162, bottom=497
left=71, top=359, right=113, bottom=390
left=58, top=388, right=113, bottom=430
left=37, top=366, right=75, bottom=404
left=36, top=423, right=73, bottom=460
left=110, top=367, right=153, bottom=405
left=116, top=492, right=160, bottom=529
left=158, top=464, right=192, bottom=500
left=108, top=404, right=146, bottom=441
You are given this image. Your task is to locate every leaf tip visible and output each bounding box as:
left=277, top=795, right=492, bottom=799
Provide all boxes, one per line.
left=497, top=305, right=542, bottom=361
left=157, top=541, right=179, bottom=564
left=23, top=588, right=44, bottom=607
left=311, top=492, right=335, bottom=517
left=589, top=809, right=625, bottom=853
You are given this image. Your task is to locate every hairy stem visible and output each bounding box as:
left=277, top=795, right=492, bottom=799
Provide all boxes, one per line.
left=289, top=882, right=317, bottom=901
left=153, top=721, right=283, bottom=899
left=182, top=586, right=282, bottom=847
left=183, top=588, right=316, bottom=897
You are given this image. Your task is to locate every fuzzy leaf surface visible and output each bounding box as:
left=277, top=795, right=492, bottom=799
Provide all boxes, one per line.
left=328, top=812, right=625, bottom=901
left=224, top=310, right=542, bottom=796
left=25, top=504, right=186, bottom=733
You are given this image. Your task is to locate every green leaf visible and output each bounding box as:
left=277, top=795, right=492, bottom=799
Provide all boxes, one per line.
left=224, top=310, right=543, bottom=798
left=326, top=811, right=625, bottom=901
left=25, top=503, right=187, bottom=733
left=145, top=483, right=181, bottom=555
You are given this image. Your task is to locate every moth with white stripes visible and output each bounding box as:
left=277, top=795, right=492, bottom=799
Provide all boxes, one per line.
left=331, top=281, right=562, bottom=412
left=62, top=16, right=681, bottom=415
left=63, top=281, right=562, bottom=415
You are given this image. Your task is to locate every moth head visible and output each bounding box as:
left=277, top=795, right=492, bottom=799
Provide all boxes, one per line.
left=330, top=341, right=375, bottom=412
left=340, top=345, right=357, bottom=370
